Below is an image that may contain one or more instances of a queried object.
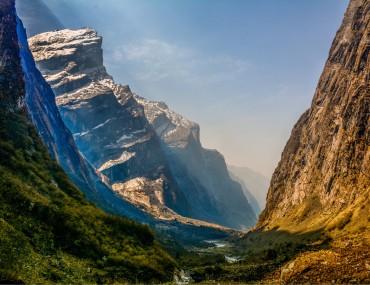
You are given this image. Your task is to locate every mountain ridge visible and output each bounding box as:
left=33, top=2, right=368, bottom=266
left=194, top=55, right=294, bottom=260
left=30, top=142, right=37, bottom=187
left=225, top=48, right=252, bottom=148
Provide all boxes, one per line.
left=16, top=8, right=236, bottom=247
left=29, top=27, right=257, bottom=230
left=258, top=0, right=369, bottom=234
left=228, top=165, right=270, bottom=214
left=0, top=2, right=176, bottom=283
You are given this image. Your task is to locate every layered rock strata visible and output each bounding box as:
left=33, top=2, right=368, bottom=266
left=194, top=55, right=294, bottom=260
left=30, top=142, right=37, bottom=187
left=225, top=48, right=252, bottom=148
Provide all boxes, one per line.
left=29, top=28, right=257, bottom=229
left=135, top=95, right=257, bottom=228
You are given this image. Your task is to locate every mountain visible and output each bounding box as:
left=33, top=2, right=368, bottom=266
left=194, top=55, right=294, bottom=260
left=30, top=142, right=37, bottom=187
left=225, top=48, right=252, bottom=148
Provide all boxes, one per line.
left=0, top=1, right=175, bottom=283
left=227, top=165, right=270, bottom=215
left=28, top=28, right=191, bottom=218
left=16, top=18, right=237, bottom=247
left=258, top=0, right=369, bottom=234
left=16, top=16, right=153, bottom=224
left=228, top=170, right=262, bottom=216
left=28, top=28, right=256, bottom=229
left=15, top=0, right=64, bottom=37
left=135, top=95, right=257, bottom=228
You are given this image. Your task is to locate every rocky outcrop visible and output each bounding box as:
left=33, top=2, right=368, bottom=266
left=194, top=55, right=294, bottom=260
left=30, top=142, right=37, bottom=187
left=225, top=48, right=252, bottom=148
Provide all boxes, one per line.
left=136, top=95, right=257, bottom=228
left=28, top=28, right=191, bottom=218
left=29, top=28, right=256, bottom=229
left=258, top=0, right=370, bottom=232
left=16, top=16, right=152, bottom=223
left=18, top=21, right=234, bottom=243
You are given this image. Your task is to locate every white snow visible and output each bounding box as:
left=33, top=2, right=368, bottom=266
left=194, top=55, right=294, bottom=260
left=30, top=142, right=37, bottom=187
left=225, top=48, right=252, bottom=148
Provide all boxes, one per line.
left=117, top=134, right=133, bottom=143
left=134, top=94, right=199, bottom=146
left=98, top=151, right=136, bottom=172
left=92, top=119, right=112, bottom=130
left=29, top=28, right=101, bottom=61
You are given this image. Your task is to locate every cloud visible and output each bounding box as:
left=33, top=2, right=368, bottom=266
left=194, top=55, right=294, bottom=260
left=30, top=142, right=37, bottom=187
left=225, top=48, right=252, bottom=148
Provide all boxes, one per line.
left=122, top=38, right=191, bottom=67
left=107, top=38, right=250, bottom=83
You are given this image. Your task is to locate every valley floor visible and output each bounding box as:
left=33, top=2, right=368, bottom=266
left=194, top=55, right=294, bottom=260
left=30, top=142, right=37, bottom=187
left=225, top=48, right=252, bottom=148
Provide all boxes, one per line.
left=177, top=230, right=370, bottom=284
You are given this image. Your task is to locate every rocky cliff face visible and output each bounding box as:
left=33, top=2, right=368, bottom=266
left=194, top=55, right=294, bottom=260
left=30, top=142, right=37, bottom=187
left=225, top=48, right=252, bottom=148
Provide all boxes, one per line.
left=0, top=5, right=177, bottom=283
left=258, top=0, right=370, bottom=232
left=29, top=28, right=256, bottom=229
left=136, top=95, right=257, bottom=228
left=28, top=28, right=191, bottom=218
left=17, top=19, right=233, bottom=243
left=16, top=16, right=153, bottom=223
left=0, top=0, right=25, bottom=112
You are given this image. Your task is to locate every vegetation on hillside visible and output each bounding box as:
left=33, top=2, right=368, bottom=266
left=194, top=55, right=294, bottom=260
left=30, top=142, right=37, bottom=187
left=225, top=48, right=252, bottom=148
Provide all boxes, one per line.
left=0, top=112, right=176, bottom=284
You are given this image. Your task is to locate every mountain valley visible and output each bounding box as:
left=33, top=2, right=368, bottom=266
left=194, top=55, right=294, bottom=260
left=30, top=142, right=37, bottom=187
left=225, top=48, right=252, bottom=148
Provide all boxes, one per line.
left=28, top=27, right=257, bottom=230
left=0, top=0, right=369, bottom=283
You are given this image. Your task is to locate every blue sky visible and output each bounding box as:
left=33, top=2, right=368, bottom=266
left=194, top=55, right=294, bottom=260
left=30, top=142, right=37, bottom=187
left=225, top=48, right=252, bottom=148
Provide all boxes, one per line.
left=19, top=0, right=349, bottom=177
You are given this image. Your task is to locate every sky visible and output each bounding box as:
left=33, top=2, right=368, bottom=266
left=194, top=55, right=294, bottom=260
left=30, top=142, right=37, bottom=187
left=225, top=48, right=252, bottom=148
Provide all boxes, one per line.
left=17, top=0, right=349, bottom=178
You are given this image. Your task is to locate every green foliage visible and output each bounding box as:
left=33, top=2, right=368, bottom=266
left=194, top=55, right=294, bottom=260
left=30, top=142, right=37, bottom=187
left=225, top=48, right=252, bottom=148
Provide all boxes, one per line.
left=0, top=269, right=23, bottom=284
left=179, top=252, right=226, bottom=268
left=0, top=113, right=176, bottom=283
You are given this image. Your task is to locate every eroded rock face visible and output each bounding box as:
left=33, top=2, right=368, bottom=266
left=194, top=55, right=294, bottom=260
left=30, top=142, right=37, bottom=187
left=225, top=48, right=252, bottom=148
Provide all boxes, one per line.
left=29, top=28, right=256, bottom=229
left=17, top=18, right=152, bottom=223
left=29, top=28, right=191, bottom=218
left=136, top=95, right=257, bottom=229
left=258, top=0, right=370, bottom=230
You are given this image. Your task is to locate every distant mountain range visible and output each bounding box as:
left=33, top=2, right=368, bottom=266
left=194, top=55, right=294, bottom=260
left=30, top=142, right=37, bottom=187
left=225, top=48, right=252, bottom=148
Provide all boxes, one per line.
left=228, top=165, right=270, bottom=216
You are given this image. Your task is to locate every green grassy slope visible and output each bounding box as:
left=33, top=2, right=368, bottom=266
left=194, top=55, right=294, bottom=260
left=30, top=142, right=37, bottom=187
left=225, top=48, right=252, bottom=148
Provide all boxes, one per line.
left=0, top=112, right=175, bottom=284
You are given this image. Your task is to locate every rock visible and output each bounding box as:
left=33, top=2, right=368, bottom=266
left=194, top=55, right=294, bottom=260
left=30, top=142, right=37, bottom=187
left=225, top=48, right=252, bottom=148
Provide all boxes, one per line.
left=258, top=0, right=370, bottom=230
left=28, top=28, right=192, bottom=218
left=281, top=261, right=295, bottom=281
left=17, top=19, right=152, bottom=223
left=29, top=27, right=256, bottom=229
left=0, top=0, right=26, bottom=112
left=136, top=95, right=257, bottom=228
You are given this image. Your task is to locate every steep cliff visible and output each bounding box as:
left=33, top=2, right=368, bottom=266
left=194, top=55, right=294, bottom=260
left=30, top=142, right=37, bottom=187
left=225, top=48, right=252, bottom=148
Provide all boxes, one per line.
left=258, top=0, right=370, bottom=233
left=0, top=2, right=176, bottom=283
left=28, top=28, right=192, bottom=218
left=29, top=28, right=256, bottom=229
left=228, top=165, right=270, bottom=214
left=16, top=24, right=237, bottom=240
left=17, top=18, right=152, bottom=223
left=0, top=0, right=25, bottom=112
left=136, top=95, right=257, bottom=228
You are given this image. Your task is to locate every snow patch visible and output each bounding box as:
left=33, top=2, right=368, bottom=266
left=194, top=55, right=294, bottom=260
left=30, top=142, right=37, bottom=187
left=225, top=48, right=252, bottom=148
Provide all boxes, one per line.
left=98, top=151, right=136, bottom=172
left=93, top=119, right=112, bottom=130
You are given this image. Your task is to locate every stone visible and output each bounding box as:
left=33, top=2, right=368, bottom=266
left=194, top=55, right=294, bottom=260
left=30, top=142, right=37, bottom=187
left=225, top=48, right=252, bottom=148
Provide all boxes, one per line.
left=258, top=0, right=370, bottom=231
left=29, top=27, right=256, bottom=229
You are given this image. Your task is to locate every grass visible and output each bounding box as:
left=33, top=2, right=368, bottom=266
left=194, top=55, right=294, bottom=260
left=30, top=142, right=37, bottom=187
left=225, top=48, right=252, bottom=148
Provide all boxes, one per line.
left=0, top=112, right=176, bottom=283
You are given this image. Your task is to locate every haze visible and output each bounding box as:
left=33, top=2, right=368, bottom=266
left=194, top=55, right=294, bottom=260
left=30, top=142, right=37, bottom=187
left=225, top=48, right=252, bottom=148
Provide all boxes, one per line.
left=17, top=0, right=349, bottom=178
